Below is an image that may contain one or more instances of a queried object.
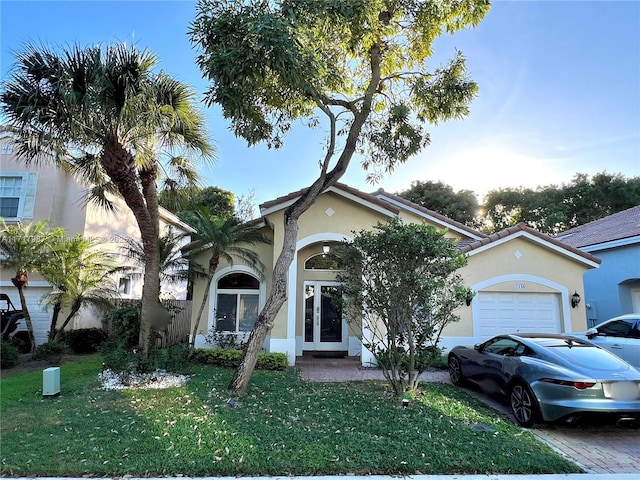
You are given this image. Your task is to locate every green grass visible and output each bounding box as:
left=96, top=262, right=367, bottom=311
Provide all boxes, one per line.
left=0, top=355, right=582, bottom=476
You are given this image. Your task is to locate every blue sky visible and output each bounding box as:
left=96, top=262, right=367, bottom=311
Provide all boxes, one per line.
left=1, top=0, right=638, bottom=207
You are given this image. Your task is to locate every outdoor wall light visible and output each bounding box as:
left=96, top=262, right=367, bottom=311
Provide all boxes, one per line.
left=322, top=243, right=330, bottom=254
left=571, top=291, right=581, bottom=308
left=465, top=290, right=475, bottom=306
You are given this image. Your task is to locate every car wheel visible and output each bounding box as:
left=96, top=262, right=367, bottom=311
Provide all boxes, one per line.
left=510, top=382, right=540, bottom=427
left=448, top=354, right=465, bottom=386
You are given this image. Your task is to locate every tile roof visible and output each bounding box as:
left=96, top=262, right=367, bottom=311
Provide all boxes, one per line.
left=554, top=206, right=640, bottom=248
left=259, top=182, right=401, bottom=215
left=373, top=189, right=487, bottom=239
left=460, top=222, right=601, bottom=265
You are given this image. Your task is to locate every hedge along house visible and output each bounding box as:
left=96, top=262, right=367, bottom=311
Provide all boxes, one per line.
left=188, top=183, right=600, bottom=366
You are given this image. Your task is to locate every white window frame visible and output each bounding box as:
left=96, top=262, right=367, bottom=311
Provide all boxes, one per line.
left=1, top=142, right=14, bottom=155
left=209, top=267, right=266, bottom=336
left=118, top=277, right=132, bottom=296
left=0, top=172, right=28, bottom=221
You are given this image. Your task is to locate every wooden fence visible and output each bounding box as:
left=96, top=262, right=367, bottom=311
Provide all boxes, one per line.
left=113, top=299, right=192, bottom=348
left=160, top=299, right=192, bottom=348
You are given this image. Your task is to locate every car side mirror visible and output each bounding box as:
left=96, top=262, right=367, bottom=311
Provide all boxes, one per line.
left=585, top=327, right=598, bottom=339
left=473, top=343, right=482, bottom=351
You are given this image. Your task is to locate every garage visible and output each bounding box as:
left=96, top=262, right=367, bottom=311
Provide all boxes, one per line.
left=1, top=286, right=52, bottom=347
left=475, top=291, right=561, bottom=339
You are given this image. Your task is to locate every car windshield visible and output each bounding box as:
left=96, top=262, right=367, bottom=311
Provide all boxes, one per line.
left=547, top=344, right=630, bottom=371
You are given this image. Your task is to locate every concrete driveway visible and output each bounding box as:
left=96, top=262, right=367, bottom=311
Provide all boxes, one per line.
left=296, top=356, right=640, bottom=474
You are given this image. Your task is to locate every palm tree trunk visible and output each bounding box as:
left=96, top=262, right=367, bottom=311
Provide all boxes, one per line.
left=48, top=301, right=62, bottom=341
left=190, top=274, right=214, bottom=347
left=52, top=301, right=81, bottom=341
left=101, top=136, right=162, bottom=358
left=15, top=285, right=36, bottom=354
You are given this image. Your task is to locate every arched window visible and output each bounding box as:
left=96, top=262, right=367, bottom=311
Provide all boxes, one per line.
left=304, top=253, right=342, bottom=271
left=215, top=273, right=260, bottom=333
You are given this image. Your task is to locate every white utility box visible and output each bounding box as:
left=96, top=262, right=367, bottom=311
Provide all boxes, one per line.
left=43, top=367, right=60, bottom=397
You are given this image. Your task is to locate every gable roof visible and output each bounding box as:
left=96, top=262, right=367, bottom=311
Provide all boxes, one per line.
left=259, top=182, right=490, bottom=242
left=461, top=222, right=601, bottom=268
left=555, top=206, right=640, bottom=250
left=373, top=189, right=487, bottom=240
left=259, top=183, right=401, bottom=217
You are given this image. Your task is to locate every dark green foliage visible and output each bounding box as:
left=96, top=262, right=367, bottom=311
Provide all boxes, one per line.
left=192, top=348, right=288, bottom=370
left=0, top=341, right=19, bottom=369
left=32, top=341, right=69, bottom=363
left=159, top=186, right=236, bottom=224
left=150, top=343, right=193, bottom=374
left=399, top=180, right=479, bottom=226
left=483, top=172, right=640, bottom=234
left=102, top=304, right=141, bottom=350
left=337, top=217, right=468, bottom=393
left=59, top=328, right=108, bottom=353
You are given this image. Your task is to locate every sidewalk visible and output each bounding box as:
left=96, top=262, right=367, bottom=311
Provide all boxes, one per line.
left=12, top=474, right=640, bottom=480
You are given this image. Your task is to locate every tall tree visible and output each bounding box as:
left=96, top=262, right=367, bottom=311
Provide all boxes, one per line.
left=0, top=220, right=61, bottom=352
left=1, top=43, right=215, bottom=356
left=190, top=0, right=490, bottom=394
left=399, top=180, right=479, bottom=225
left=336, top=217, right=468, bottom=394
left=483, top=172, right=640, bottom=234
left=159, top=185, right=236, bottom=224
left=182, top=209, right=271, bottom=347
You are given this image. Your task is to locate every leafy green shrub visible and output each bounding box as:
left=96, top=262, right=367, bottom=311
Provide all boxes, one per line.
left=375, top=345, right=442, bottom=372
left=151, top=343, right=192, bottom=373
left=192, top=348, right=288, bottom=370
left=102, top=304, right=141, bottom=350
left=1, top=341, right=19, bottom=369
left=33, top=341, right=69, bottom=363
left=59, top=328, right=108, bottom=353
left=256, top=352, right=288, bottom=370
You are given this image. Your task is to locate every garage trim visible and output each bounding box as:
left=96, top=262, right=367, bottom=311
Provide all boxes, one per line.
left=470, top=274, right=572, bottom=335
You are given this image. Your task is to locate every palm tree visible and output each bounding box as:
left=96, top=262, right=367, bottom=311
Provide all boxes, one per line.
left=1, top=42, right=215, bottom=356
left=183, top=210, right=271, bottom=347
left=118, top=227, right=190, bottom=297
left=0, top=220, right=62, bottom=352
left=39, top=234, right=124, bottom=341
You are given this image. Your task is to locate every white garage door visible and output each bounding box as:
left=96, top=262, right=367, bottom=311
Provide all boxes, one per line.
left=476, top=292, right=561, bottom=339
left=1, top=287, right=52, bottom=346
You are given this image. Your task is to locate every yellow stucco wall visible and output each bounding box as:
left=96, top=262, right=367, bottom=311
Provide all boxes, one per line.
left=188, top=227, right=275, bottom=336
left=443, top=235, right=591, bottom=337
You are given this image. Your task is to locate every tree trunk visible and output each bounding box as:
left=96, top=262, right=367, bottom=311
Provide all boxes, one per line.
left=48, top=301, right=63, bottom=341
left=190, top=273, right=214, bottom=347
left=15, top=285, right=36, bottom=354
left=52, top=301, right=81, bottom=341
left=100, top=135, right=161, bottom=358
left=228, top=42, right=383, bottom=396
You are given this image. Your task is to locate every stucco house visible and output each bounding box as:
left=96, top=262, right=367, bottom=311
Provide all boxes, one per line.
left=188, top=183, right=600, bottom=366
left=556, top=206, right=640, bottom=326
left=0, top=130, right=195, bottom=346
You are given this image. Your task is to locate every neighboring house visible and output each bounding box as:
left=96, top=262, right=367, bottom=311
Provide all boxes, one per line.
left=0, top=130, right=195, bottom=345
left=188, top=183, right=600, bottom=366
left=556, top=206, right=640, bottom=326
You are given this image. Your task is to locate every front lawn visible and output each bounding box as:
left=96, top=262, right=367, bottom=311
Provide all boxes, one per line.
left=0, top=355, right=581, bottom=476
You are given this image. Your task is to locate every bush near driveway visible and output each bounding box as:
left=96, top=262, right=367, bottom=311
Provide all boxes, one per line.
left=0, top=355, right=582, bottom=476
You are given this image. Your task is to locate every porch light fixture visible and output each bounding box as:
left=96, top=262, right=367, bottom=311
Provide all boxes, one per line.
left=465, top=289, right=475, bottom=306
left=571, top=291, right=581, bottom=308
left=322, top=243, right=330, bottom=254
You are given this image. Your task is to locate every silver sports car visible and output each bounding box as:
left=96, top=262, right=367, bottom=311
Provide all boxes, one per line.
left=447, top=333, right=640, bottom=427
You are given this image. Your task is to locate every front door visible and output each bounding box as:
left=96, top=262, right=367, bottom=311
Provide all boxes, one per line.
left=303, top=281, right=347, bottom=351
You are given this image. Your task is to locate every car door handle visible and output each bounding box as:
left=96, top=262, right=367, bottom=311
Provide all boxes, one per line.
left=610, top=345, right=623, bottom=349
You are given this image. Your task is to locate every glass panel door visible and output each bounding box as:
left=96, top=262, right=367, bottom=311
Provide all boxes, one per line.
left=302, top=281, right=346, bottom=351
